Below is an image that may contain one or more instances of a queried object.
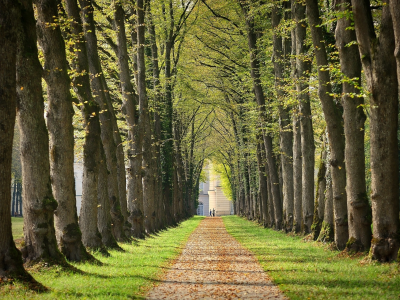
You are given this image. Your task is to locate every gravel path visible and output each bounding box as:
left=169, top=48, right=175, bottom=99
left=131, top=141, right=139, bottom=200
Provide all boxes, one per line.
left=146, top=217, right=287, bottom=300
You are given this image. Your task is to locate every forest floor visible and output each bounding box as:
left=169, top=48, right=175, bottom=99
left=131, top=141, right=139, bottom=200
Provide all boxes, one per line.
left=146, top=217, right=285, bottom=299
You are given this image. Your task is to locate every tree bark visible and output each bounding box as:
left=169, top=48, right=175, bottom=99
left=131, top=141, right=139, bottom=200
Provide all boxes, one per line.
left=79, top=0, right=128, bottom=242
left=137, top=0, right=156, bottom=233
left=292, top=112, right=302, bottom=233
left=64, top=0, right=110, bottom=254
left=239, top=1, right=283, bottom=229
left=352, top=0, right=399, bottom=261
left=335, top=0, right=371, bottom=252
left=272, top=6, right=294, bottom=232
left=311, top=144, right=326, bottom=240
left=16, top=0, right=67, bottom=265
left=0, top=0, right=35, bottom=282
left=318, top=140, right=334, bottom=242
left=293, top=1, right=315, bottom=234
left=35, top=0, right=93, bottom=262
left=113, top=0, right=141, bottom=237
left=306, top=0, right=348, bottom=249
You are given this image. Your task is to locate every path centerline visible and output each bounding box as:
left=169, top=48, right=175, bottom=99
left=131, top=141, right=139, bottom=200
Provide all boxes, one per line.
left=146, top=217, right=286, bottom=299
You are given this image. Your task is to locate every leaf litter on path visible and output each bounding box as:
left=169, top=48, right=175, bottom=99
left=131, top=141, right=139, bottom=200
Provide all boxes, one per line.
left=146, top=217, right=287, bottom=300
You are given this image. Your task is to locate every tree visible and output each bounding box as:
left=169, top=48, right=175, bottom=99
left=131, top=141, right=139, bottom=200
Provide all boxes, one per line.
left=306, top=0, right=348, bottom=250
left=35, top=0, right=94, bottom=262
left=16, top=0, right=68, bottom=265
left=335, top=0, right=371, bottom=252
left=352, top=0, right=399, bottom=261
left=0, top=0, right=35, bottom=283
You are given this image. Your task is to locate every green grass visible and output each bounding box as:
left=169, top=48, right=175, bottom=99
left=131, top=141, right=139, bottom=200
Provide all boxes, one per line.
left=1, top=216, right=204, bottom=299
left=223, top=215, right=400, bottom=300
left=11, top=217, right=24, bottom=240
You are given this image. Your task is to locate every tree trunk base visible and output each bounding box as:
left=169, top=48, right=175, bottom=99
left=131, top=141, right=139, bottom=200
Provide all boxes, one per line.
left=371, top=237, right=399, bottom=262
left=0, top=239, right=46, bottom=292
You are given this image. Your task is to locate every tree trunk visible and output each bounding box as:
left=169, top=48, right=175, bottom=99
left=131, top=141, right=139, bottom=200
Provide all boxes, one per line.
left=311, top=144, right=326, bottom=240
left=390, top=0, right=400, bottom=85
left=318, top=141, right=334, bottom=243
left=35, top=0, right=93, bottom=262
left=78, top=0, right=127, bottom=242
left=335, top=0, right=371, bottom=252
left=97, top=145, right=122, bottom=249
left=306, top=0, right=348, bottom=249
left=0, top=0, right=34, bottom=282
left=352, top=0, right=399, bottom=261
left=293, top=1, right=315, bottom=234
left=292, top=113, right=302, bottom=233
left=64, top=0, right=109, bottom=254
left=113, top=0, right=140, bottom=237
left=272, top=4, right=294, bottom=232
left=137, top=0, right=156, bottom=233
left=16, top=0, right=66, bottom=265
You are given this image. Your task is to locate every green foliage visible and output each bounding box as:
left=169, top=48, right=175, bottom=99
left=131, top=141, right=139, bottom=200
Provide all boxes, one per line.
left=224, top=216, right=400, bottom=300
left=2, top=217, right=204, bottom=299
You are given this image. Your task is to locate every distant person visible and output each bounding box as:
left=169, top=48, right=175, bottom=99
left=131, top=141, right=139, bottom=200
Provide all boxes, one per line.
left=209, top=209, right=212, bottom=217
left=212, top=208, right=215, bottom=217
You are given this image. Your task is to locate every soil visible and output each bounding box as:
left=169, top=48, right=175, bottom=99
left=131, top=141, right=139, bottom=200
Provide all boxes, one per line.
left=146, top=217, right=287, bottom=299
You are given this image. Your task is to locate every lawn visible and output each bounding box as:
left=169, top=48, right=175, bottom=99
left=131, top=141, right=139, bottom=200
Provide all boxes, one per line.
left=11, top=217, right=24, bottom=240
left=223, top=215, right=400, bottom=300
left=1, top=216, right=204, bottom=299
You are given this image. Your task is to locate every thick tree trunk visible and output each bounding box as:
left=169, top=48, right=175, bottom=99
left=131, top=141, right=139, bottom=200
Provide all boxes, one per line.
left=35, top=0, right=93, bottom=262
left=318, top=142, right=334, bottom=243
left=293, top=1, right=315, bottom=234
left=97, top=145, right=122, bottom=249
left=272, top=5, right=294, bottom=233
left=0, top=0, right=35, bottom=281
left=352, top=0, right=399, bottom=261
left=79, top=0, right=127, bottom=242
left=137, top=0, right=156, bottom=233
left=390, top=0, right=400, bottom=84
left=306, top=0, right=348, bottom=249
left=292, top=113, right=302, bottom=233
left=335, top=0, right=371, bottom=252
left=64, top=0, right=109, bottom=254
left=16, top=0, right=66, bottom=265
left=311, top=145, right=326, bottom=240
left=113, top=0, right=140, bottom=237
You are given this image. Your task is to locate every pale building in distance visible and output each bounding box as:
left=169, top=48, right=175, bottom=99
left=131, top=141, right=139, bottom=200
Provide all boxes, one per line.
left=197, top=162, right=233, bottom=217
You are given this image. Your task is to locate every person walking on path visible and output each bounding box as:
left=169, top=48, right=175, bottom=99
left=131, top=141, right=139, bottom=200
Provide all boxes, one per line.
left=212, top=208, right=215, bottom=217
left=209, top=209, right=212, bottom=217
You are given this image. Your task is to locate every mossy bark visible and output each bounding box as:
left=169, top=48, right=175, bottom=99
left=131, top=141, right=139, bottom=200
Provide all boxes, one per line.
left=35, top=0, right=94, bottom=262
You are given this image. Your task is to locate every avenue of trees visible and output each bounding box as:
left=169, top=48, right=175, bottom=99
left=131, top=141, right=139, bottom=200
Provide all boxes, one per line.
left=0, top=0, right=400, bottom=286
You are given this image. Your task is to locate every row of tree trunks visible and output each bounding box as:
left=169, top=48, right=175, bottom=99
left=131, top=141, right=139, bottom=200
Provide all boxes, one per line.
left=305, top=0, right=348, bottom=250
left=17, top=0, right=67, bottom=265
left=78, top=0, right=128, bottom=242
left=65, top=0, right=114, bottom=253
left=35, top=0, right=94, bottom=261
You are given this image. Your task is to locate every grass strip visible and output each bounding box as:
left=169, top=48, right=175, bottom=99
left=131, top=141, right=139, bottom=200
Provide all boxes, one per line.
left=11, top=217, right=24, bottom=240
left=1, top=216, right=204, bottom=299
left=223, top=215, right=400, bottom=300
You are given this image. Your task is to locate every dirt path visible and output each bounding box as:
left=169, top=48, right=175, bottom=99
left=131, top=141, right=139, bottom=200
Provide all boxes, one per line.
left=146, top=217, right=286, bottom=299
